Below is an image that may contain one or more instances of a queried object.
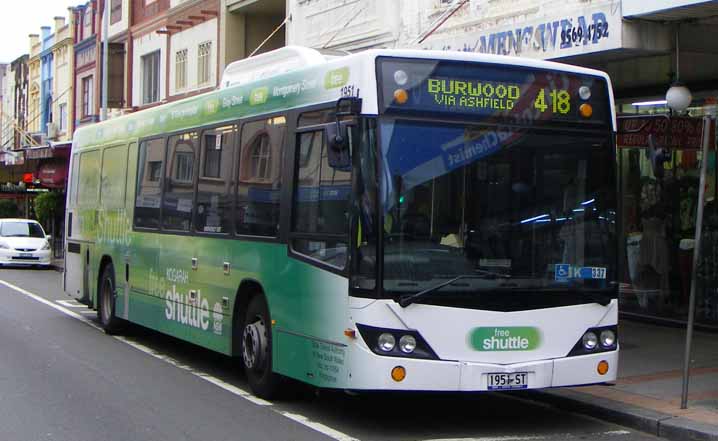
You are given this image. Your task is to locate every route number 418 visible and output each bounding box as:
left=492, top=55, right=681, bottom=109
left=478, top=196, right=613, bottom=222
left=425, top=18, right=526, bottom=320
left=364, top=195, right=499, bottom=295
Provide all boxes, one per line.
left=534, top=89, right=571, bottom=114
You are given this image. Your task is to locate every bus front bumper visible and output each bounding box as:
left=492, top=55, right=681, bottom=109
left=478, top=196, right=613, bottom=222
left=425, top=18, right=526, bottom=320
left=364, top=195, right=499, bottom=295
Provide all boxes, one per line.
left=347, top=348, right=618, bottom=391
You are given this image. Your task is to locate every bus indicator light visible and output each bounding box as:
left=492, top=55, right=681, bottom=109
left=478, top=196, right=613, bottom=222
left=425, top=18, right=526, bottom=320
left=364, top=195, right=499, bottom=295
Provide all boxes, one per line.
left=579, top=103, right=593, bottom=118
left=391, top=366, right=406, bottom=382
left=344, top=328, right=356, bottom=339
left=597, top=360, right=609, bottom=375
left=579, top=86, right=592, bottom=100
left=394, top=89, right=409, bottom=104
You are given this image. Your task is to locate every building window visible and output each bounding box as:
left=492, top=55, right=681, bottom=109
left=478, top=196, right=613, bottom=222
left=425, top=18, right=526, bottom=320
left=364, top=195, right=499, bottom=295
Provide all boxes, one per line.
left=197, top=41, right=212, bottom=86
left=81, top=76, right=93, bottom=118
left=111, top=0, right=122, bottom=24
left=83, top=7, right=92, bottom=39
left=175, top=49, right=187, bottom=91
left=58, top=103, right=67, bottom=132
left=142, top=51, right=160, bottom=104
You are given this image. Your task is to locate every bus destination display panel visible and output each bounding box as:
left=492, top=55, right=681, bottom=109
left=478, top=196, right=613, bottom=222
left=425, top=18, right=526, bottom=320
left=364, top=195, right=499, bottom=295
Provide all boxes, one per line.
left=377, top=57, right=610, bottom=128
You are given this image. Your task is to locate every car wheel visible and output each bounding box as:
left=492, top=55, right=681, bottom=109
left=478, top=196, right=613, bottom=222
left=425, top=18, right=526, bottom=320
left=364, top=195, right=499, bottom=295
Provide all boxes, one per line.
left=98, top=263, right=124, bottom=334
left=242, top=295, right=281, bottom=399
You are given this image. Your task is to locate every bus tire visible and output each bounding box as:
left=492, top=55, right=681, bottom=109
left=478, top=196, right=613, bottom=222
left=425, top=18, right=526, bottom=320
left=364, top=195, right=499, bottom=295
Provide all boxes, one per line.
left=241, top=295, right=280, bottom=399
left=98, top=262, right=124, bottom=335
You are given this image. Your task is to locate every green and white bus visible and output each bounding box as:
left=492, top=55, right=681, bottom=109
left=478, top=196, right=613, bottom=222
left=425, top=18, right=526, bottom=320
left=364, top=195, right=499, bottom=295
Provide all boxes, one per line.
left=65, top=46, right=618, bottom=398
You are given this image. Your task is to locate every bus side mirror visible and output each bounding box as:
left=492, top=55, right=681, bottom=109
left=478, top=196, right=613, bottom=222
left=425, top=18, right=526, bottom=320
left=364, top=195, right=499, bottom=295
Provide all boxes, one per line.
left=326, top=123, right=351, bottom=170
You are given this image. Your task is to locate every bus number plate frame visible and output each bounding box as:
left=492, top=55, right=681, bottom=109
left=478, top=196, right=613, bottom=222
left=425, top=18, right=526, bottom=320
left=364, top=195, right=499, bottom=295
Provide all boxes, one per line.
left=486, top=372, right=529, bottom=390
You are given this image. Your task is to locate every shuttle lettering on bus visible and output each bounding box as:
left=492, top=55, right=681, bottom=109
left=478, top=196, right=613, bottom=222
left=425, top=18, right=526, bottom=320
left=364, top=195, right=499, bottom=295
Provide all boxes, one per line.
left=165, top=285, right=210, bottom=331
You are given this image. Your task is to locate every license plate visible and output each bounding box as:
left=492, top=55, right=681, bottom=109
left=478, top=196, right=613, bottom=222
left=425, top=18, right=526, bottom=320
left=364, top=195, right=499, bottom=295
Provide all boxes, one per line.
left=487, top=372, right=529, bottom=390
left=19, top=253, right=32, bottom=258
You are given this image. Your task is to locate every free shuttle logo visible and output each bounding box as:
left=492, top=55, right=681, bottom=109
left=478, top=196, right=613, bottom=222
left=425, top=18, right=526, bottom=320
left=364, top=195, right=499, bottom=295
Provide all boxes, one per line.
left=469, top=327, right=541, bottom=351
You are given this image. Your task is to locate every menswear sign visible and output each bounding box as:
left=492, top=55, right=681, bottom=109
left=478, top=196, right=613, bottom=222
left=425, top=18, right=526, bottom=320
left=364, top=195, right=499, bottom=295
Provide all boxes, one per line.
left=422, top=2, right=622, bottom=60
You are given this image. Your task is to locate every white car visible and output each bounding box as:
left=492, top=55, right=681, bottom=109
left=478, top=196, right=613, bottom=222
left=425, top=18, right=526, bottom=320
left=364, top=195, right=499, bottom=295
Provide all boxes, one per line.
left=0, top=219, right=52, bottom=268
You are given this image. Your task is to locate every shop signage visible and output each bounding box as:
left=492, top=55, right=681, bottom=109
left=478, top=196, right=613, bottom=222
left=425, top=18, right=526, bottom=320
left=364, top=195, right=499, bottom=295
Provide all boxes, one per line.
left=617, top=117, right=710, bottom=150
left=37, top=162, right=68, bottom=188
left=421, top=2, right=622, bottom=60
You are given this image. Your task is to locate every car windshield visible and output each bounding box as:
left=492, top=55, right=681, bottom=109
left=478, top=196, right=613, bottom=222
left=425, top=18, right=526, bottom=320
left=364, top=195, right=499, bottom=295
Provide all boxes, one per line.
left=0, top=222, right=46, bottom=238
left=379, top=119, right=616, bottom=296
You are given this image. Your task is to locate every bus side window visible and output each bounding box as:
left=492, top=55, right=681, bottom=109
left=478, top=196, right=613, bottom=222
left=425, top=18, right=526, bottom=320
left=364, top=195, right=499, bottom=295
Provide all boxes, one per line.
left=100, top=145, right=128, bottom=209
left=69, top=155, right=80, bottom=207
left=77, top=150, right=100, bottom=208
left=236, top=116, right=286, bottom=237
left=291, top=129, right=351, bottom=269
left=134, top=138, right=166, bottom=229
left=195, top=125, right=236, bottom=234
left=163, top=132, right=198, bottom=232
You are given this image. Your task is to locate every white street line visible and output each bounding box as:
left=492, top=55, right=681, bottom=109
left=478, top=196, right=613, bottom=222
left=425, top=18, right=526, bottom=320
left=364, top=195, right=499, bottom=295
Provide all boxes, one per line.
left=0, top=278, right=358, bottom=441
left=56, top=300, right=88, bottom=308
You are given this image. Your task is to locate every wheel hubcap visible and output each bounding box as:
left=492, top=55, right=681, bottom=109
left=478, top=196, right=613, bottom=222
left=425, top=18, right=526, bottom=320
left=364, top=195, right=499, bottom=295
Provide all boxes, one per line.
left=242, top=317, right=267, bottom=371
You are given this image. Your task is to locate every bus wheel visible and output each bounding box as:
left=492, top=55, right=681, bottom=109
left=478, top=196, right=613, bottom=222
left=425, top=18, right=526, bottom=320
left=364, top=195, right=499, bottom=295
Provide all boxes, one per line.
left=98, top=263, right=124, bottom=335
left=242, top=295, right=280, bottom=399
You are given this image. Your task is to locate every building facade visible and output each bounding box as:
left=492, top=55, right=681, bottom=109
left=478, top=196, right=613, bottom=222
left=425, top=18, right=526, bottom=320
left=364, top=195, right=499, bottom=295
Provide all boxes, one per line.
left=50, top=14, right=74, bottom=143
left=73, top=1, right=100, bottom=128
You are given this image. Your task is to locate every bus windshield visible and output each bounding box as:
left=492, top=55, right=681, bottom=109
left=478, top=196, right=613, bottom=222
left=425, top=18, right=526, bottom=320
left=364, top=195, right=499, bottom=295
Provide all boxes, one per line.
left=379, top=119, right=616, bottom=302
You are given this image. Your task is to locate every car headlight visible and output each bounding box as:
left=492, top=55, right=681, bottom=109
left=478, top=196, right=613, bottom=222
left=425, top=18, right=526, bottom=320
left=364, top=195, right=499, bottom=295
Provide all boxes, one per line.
left=42, top=241, right=51, bottom=250
left=0, top=242, right=9, bottom=249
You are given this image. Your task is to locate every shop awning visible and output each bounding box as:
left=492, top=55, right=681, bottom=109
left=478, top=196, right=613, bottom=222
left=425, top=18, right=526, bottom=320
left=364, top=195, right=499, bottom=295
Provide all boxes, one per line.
left=623, top=0, right=718, bottom=21
left=24, top=142, right=71, bottom=160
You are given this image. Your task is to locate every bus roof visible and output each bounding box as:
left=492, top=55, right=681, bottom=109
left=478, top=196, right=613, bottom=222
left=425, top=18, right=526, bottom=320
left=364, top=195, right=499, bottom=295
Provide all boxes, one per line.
left=72, top=47, right=615, bottom=150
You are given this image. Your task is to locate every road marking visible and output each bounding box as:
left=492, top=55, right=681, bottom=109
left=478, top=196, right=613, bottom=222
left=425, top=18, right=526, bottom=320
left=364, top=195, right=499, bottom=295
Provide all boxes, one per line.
left=0, top=278, right=358, bottom=441
left=56, top=300, right=88, bottom=308
left=422, top=431, right=632, bottom=441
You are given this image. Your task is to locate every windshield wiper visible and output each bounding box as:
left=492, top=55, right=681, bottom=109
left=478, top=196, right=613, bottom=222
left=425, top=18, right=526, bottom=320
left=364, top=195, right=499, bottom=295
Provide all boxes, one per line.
left=398, top=270, right=511, bottom=307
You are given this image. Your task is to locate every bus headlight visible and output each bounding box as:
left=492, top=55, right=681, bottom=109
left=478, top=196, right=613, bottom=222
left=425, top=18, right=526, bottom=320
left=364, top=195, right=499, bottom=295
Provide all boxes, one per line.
left=399, top=335, right=416, bottom=353
left=600, top=329, right=616, bottom=348
left=582, top=332, right=598, bottom=350
left=568, top=326, right=618, bottom=356
left=356, top=324, right=438, bottom=360
left=378, top=333, right=396, bottom=352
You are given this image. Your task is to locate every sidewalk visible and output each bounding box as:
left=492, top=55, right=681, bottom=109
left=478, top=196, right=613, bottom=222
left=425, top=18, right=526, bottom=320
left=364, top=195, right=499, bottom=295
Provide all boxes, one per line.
left=530, top=320, right=718, bottom=441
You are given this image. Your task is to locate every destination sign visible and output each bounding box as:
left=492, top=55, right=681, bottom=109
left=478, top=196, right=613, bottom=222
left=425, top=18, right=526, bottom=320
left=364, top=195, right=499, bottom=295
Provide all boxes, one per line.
left=377, top=57, right=610, bottom=127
